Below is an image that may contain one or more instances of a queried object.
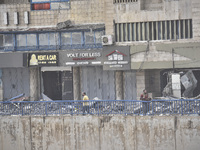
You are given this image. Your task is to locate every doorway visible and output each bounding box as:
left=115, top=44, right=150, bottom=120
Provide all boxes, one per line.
left=42, top=71, right=73, bottom=100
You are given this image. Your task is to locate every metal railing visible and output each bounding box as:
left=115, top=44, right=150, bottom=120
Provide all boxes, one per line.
left=0, top=99, right=200, bottom=116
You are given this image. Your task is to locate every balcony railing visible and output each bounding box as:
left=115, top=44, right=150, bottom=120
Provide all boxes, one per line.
left=0, top=99, right=200, bottom=116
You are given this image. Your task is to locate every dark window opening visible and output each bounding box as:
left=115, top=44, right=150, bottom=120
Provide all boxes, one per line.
left=171, top=21, right=174, bottom=40
left=153, top=22, right=157, bottom=40
left=136, top=23, right=139, bottom=41
left=149, top=22, right=152, bottom=40
left=190, top=19, right=193, bottom=38
left=132, top=23, right=135, bottom=41
left=162, top=21, right=165, bottom=40
left=185, top=20, right=189, bottom=39
left=167, top=21, right=170, bottom=40
left=176, top=20, right=179, bottom=39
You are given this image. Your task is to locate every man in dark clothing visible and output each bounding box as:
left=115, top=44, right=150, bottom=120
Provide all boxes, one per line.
left=140, top=89, right=151, bottom=115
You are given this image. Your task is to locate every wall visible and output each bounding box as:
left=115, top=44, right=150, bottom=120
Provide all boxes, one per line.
left=1, top=115, right=199, bottom=150
left=0, top=0, right=105, bottom=28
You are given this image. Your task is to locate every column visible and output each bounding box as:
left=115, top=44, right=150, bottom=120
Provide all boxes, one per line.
left=115, top=71, right=124, bottom=100
left=30, top=67, right=40, bottom=101
left=0, top=69, right=3, bottom=101
left=73, top=67, right=81, bottom=100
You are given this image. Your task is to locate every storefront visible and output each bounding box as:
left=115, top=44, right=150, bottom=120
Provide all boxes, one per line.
left=0, top=53, right=29, bottom=101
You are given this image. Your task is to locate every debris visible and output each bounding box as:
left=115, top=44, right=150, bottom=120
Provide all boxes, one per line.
left=57, top=20, right=72, bottom=29
left=181, top=70, right=197, bottom=98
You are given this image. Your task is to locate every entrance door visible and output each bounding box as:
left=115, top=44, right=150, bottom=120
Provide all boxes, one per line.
left=42, top=71, right=62, bottom=100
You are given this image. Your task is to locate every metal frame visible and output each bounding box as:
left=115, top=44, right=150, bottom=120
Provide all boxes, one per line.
left=0, top=99, right=200, bottom=116
left=0, top=30, right=104, bottom=52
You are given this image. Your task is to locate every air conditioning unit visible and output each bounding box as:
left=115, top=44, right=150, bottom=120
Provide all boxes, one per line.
left=102, top=35, right=113, bottom=45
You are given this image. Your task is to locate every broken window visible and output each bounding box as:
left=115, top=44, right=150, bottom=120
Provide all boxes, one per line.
left=85, top=32, right=94, bottom=44
left=0, top=35, right=3, bottom=47
left=94, top=31, right=104, bottom=44
left=49, top=33, right=59, bottom=46
left=4, top=34, right=14, bottom=47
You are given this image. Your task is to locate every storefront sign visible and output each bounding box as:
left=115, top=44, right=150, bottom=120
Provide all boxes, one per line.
left=0, top=53, right=27, bottom=68
left=102, top=46, right=130, bottom=70
left=59, top=50, right=102, bottom=66
left=28, top=52, right=58, bottom=66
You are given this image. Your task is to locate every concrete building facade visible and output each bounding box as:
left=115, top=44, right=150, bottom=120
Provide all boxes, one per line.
left=0, top=0, right=200, bottom=100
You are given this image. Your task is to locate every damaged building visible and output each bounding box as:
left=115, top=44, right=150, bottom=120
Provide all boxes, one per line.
left=0, top=0, right=200, bottom=101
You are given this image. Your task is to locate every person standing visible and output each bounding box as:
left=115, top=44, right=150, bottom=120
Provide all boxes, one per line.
left=140, top=89, right=151, bottom=115
left=82, top=92, right=90, bottom=114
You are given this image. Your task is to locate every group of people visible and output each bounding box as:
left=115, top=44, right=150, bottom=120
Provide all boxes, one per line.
left=82, top=89, right=151, bottom=115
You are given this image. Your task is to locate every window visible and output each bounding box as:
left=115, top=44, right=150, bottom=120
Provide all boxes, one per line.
left=0, top=29, right=104, bottom=51
left=114, top=0, right=138, bottom=4
left=61, top=32, right=71, bottom=45
left=39, top=33, right=59, bottom=49
left=0, top=34, right=14, bottom=51
left=72, top=32, right=82, bottom=45
left=16, top=34, right=37, bottom=50
left=85, top=32, right=94, bottom=44
left=94, top=31, right=104, bottom=44
left=31, top=0, right=70, bottom=10
left=115, top=19, right=193, bottom=42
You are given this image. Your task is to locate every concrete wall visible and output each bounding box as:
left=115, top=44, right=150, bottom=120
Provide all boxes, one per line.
left=0, top=0, right=104, bottom=28
left=0, top=115, right=200, bottom=150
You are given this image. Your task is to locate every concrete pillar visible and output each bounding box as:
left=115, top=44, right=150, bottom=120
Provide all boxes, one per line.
left=115, top=71, right=124, bottom=100
left=73, top=67, right=81, bottom=100
left=0, top=69, right=3, bottom=101
left=30, top=67, right=39, bottom=101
